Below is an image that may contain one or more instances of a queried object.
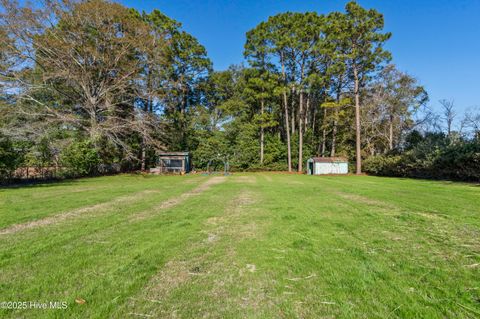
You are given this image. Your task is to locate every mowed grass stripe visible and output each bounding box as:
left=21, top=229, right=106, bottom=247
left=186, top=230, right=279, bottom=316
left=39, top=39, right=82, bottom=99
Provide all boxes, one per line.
left=0, top=175, right=222, bottom=236
left=318, top=175, right=480, bottom=221
left=122, top=180, right=269, bottom=318
left=130, top=176, right=226, bottom=222
left=0, top=174, right=208, bottom=229
left=0, top=173, right=479, bottom=318
left=0, top=175, right=229, bottom=318
left=251, top=174, right=479, bottom=318
left=0, top=189, right=162, bottom=235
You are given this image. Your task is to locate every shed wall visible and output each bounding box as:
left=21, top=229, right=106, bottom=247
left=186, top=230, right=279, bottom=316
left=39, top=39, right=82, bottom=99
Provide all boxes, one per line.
left=314, top=162, right=348, bottom=175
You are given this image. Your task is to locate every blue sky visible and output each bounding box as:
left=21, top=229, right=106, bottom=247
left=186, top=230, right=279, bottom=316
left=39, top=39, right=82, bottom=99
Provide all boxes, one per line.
left=121, top=0, right=480, bottom=115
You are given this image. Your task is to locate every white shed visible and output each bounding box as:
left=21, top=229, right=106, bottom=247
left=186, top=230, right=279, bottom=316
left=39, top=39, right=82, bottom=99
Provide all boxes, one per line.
left=307, top=157, right=348, bottom=175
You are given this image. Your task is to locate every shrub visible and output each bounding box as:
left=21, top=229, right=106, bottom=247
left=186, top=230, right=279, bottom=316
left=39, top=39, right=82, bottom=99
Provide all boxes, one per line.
left=61, top=140, right=100, bottom=177
left=364, top=137, right=480, bottom=182
left=0, top=135, right=20, bottom=180
left=363, top=155, right=402, bottom=176
left=431, top=141, right=480, bottom=181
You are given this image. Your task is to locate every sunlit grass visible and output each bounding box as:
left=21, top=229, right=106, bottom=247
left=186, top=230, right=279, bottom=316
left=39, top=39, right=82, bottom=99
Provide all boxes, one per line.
left=0, top=173, right=479, bottom=318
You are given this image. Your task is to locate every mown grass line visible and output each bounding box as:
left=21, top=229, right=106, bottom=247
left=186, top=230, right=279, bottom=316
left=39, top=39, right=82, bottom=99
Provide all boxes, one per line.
left=123, top=174, right=288, bottom=318
left=0, top=175, right=215, bottom=318
left=250, top=174, right=479, bottom=318
left=317, top=175, right=480, bottom=223
left=117, top=180, right=257, bottom=317
left=0, top=174, right=208, bottom=229
left=0, top=173, right=478, bottom=318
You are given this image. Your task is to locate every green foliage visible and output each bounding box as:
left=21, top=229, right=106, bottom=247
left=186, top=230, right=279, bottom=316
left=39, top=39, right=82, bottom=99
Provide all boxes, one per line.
left=363, top=155, right=402, bottom=176
left=262, top=134, right=287, bottom=168
left=341, top=1, right=392, bottom=76
left=4, top=0, right=476, bottom=182
left=321, top=98, right=352, bottom=109
left=0, top=134, right=21, bottom=179
left=432, top=140, right=480, bottom=181
left=364, top=133, right=480, bottom=181
left=231, top=122, right=259, bottom=170
left=192, top=131, right=229, bottom=170
left=61, top=140, right=100, bottom=177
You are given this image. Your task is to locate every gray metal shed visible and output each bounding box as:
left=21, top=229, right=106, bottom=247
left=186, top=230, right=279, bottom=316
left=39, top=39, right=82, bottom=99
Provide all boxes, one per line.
left=151, top=152, right=192, bottom=174
left=307, top=157, right=349, bottom=175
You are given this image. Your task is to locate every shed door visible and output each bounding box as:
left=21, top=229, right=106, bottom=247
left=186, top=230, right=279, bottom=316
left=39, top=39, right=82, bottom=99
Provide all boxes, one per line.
left=308, top=161, right=314, bottom=175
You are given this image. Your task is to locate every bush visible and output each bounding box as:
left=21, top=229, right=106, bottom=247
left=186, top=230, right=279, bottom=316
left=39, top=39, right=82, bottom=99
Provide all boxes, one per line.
left=61, top=140, right=100, bottom=177
left=363, top=155, right=402, bottom=176
left=431, top=141, right=480, bottom=181
left=0, top=135, right=20, bottom=180
left=364, top=136, right=480, bottom=182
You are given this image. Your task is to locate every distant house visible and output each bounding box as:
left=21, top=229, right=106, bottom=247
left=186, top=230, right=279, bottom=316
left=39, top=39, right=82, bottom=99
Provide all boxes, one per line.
left=307, top=157, right=348, bottom=175
left=150, top=152, right=192, bottom=174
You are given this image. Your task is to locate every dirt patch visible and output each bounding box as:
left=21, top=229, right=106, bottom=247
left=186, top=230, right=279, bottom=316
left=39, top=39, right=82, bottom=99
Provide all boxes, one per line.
left=0, top=190, right=160, bottom=236
left=231, top=190, right=256, bottom=206
left=221, top=191, right=258, bottom=240
left=131, top=176, right=226, bottom=221
left=416, top=212, right=445, bottom=220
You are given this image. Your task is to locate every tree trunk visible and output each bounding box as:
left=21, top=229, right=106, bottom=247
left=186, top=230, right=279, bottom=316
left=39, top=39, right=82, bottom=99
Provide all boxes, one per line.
left=312, top=100, right=317, bottom=136
left=298, top=90, right=303, bottom=172
left=141, top=147, right=146, bottom=171
left=331, top=111, right=337, bottom=157
left=389, top=115, right=394, bottom=150
left=304, top=95, right=310, bottom=131
left=353, top=66, right=362, bottom=174
left=260, top=98, right=265, bottom=165
left=280, top=53, right=292, bottom=172
left=141, top=69, right=153, bottom=171
left=321, top=108, right=327, bottom=156
left=331, top=82, right=341, bottom=157
left=291, top=99, right=295, bottom=136
left=284, top=91, right=292, bottom=172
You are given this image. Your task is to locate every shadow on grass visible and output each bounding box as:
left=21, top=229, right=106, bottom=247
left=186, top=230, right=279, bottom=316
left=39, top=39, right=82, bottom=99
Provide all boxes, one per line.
left=0, top=173, right=156, bottom=190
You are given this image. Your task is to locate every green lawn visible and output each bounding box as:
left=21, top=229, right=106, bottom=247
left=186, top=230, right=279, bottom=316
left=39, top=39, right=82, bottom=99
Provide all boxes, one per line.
left=0, top=173, right=479, bottom=318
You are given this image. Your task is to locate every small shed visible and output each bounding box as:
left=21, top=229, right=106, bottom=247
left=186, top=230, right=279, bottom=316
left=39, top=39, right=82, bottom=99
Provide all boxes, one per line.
left=307, top=157, right=348, bottom=175
left=153, top=152, right=191, bottom=174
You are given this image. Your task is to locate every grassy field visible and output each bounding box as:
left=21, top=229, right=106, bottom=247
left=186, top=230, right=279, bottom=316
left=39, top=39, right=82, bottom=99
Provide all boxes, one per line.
left=0, top=173, right=479, bottom=318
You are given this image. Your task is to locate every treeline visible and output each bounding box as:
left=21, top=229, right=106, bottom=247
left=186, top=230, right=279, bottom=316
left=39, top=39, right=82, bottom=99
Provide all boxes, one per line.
left=1, top=0, right=479, bottom=182
left=1, top=0, right=211, bottom=180
left=364, top=132, right=480, bottom=181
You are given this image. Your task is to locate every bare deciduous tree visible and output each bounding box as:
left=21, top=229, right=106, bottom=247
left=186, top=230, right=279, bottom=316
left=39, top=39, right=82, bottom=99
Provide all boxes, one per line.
left=461, top=106, right=480, bottom=137
left=439, top=99, right=456, bottom=136
left=1, top=0, right=167, bottom=161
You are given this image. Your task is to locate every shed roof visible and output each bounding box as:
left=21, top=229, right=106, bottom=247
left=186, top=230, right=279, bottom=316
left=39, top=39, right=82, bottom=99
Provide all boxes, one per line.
left=157, top=152, right=190, bottom=156
left=309, top=157, right=348, bottom=163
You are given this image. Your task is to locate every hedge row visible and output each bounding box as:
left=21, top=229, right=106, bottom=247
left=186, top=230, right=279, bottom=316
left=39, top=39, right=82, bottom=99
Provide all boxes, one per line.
left=364, top=134, right=480, bottom=182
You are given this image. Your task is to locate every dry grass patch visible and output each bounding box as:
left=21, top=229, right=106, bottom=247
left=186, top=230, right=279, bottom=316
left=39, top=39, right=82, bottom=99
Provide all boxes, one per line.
left=235, top=175, right=257, bottom=184
left=125, top=189, right=271, bottom=317
left=262, top=174, right=273, bottom=182
left=333, top=191, right=394, bottom=208
left=27, top=186, right=108, bottom=199
left=0, top=189, right=161, bottom=236
left=205, top=190, right=258, bottom=240
left=131, top=176, right=226, bottom=221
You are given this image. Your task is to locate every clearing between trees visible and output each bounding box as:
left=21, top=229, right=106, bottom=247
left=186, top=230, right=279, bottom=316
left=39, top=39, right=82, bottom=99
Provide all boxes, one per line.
left=0, top=173, right=479, bottom=318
